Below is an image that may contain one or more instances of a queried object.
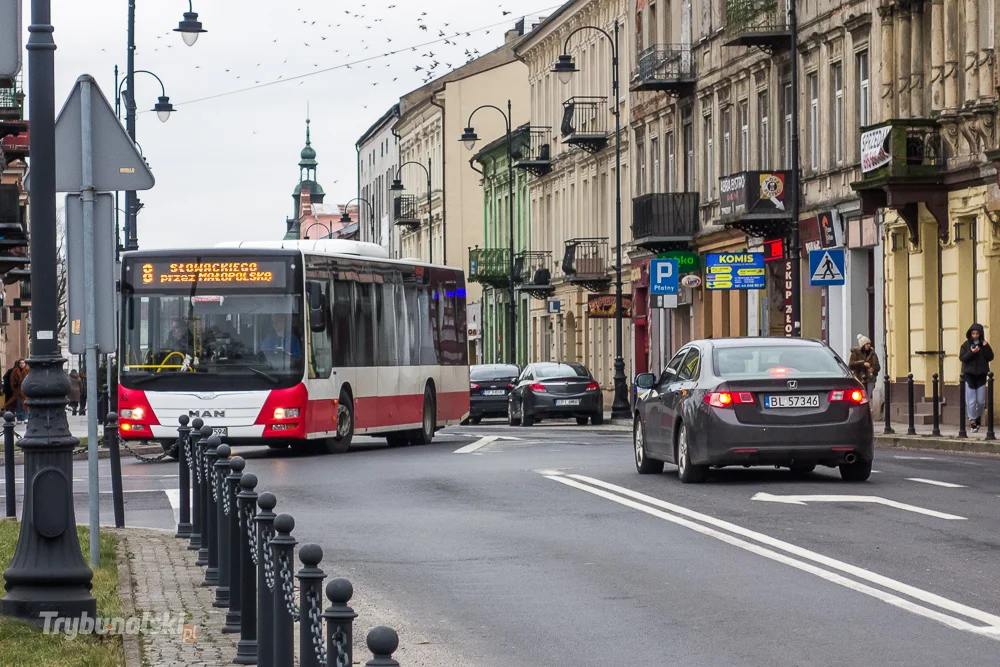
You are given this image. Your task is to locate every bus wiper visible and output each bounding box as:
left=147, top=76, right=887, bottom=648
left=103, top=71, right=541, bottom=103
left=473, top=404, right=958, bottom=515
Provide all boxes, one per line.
left=132, top=373, right=172, bottom=386
left=249, top=367, right=280, bottom=384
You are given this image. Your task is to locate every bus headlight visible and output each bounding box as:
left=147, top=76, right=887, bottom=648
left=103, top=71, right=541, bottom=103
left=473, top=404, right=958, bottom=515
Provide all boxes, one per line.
left=120, top=407, right=144, bottom=420
left=273, top=407, right=300, bottom=420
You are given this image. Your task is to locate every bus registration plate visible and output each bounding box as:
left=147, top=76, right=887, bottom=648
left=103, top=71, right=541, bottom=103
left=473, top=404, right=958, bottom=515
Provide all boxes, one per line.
left=212, top=427, right=228, bottom=437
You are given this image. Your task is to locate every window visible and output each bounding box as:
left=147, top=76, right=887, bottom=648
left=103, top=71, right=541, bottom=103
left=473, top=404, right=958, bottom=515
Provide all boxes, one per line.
left=666, top=132, right=675, bottom=193
left=722, top=107, right=732, bottom=177
left=832, top=62, right=843, bottom=166
left=683, top=111, right=694, bottom=192
left=857, top=51, right=870, bottom=128
left=678, top=349, right=701, bottom=381
left=636, top=127, right=646, bottom=196
left=758, top=90, right=769, bottom=169
left=808, top=73, right=818, bottom=171
left=739, top=100, right=749, bottom=171
left=782, top=82, right=793, bottom=166
left=659, top=347, right=690, bottom=386
left=651, top=136, right=660, bottom=192
left=704, top=114, right=713, bottom=198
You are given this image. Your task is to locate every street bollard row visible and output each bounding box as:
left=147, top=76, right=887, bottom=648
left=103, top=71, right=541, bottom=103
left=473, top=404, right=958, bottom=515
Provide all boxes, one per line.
left=893, top=372, right=998, bottom=437
left=173, top=418, right=401, bottom=666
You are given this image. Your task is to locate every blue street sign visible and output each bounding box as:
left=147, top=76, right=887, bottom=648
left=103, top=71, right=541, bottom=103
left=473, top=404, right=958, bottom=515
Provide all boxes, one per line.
left=547, top=298, right=561, bottom=314
left=650, top=258, right=679, bottom=295
left=705, top=252, right=766, bottom=290
left=809, top=248, right=846, bottom=286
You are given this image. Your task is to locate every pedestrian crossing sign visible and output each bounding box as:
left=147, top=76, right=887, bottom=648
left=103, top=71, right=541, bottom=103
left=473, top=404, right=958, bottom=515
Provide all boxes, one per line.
left=808, top=248, right=846, bottom=286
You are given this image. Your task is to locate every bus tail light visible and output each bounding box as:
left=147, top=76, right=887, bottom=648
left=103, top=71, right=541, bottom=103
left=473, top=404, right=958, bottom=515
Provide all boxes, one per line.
left=118, top=387, right=159, bottom=436
left=256, top=384, right=308, bottom=438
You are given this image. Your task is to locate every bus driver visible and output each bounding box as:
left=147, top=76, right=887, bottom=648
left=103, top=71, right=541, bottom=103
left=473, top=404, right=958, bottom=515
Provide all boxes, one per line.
left=261, top=313, right=301, bottom=357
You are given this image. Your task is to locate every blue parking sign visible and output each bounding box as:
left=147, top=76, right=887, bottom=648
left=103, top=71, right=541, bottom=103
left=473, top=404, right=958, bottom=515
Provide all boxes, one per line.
left=650, top=258, right=679, bottom=295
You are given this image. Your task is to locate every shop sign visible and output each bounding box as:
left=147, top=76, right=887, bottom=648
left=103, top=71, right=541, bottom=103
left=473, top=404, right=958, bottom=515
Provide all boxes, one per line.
left=705, top=252, right=766, bottom=290
left=718, top=173, right=747, bottom=218
left=861, top=125, right=892, bottom=172
left=656, top=250, right=700, bottom=273
left=818, top=210, right=837, bottom=248
left=782, top=259, right=794, bottom=337
left=718, top=171, right=794, bottom=222
left=587, top=293, right=632, bottom=319
left=763, top=238, right=784, bottom=262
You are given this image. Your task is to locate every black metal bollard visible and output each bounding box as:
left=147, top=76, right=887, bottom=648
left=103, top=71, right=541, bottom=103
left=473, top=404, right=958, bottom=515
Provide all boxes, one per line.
left=298, top=544, right=326, bottom=667
left=3, top=412, right=14, bottom=519
left=213, top=442, right=232, bottom=608
left=224, top=456, right=244, bottom=633
left=197, top=423, right=213, bottom=565
left=105, top=413, right=125, bottom=528
left=882, top=375, right=894, bottom=435
left=365, top=626, right=401, bottom=667
left=907, top=373, right=916, bottom=436
left=202, top=433, right=221, bottom=586
left=271, top=513, right=298, bottom=667
left=324, top=578, right=358, bottom=667
left=958, top=374, right=968, bottom=439
left=255, top=492, right=278, bottom=667
left=931, top=373, right=941, bottom=437
left=175, top=415, right=193, bottom=537
left=987, top=372, right=997, bottom=441
left=187, top=417, right=204, bottom=552
left=235, top=473, right=259, bottom=665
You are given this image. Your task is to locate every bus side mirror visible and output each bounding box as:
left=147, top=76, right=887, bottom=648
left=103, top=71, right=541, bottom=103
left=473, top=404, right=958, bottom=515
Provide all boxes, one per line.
left=306, top=281, right=326, bottom=333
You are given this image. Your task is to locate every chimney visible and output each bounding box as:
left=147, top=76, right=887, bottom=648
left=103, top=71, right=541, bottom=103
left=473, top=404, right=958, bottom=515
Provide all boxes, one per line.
left=504, top=18, right=525, bottom=44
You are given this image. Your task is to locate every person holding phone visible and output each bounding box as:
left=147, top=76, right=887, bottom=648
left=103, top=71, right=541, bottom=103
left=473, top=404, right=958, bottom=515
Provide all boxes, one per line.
left=959, top=323, right=994, bottom=433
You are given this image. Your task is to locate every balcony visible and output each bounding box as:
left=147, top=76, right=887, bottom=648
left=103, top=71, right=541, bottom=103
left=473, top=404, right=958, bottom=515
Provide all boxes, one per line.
left=468, top=247, right=513, bottom=289
left=632, top=192, right=700, bottom=252
left=851, top=119, right=946, bottom=244
left=718, top=170, right=795, bottom=237
left=560, top=97, right=608, bottom=154
left=392, top=194, right=420, bottom=230
left=514, top=250, right=555, bottom=300
left=724, top=0, right=792, bottom=50
left=512, top=126, right=553, bottom=176
left=0, top=75, right=23, bottom=122
left=630, top=45, right=696, bottom=97
left=561, top=238, right=611, bottom=292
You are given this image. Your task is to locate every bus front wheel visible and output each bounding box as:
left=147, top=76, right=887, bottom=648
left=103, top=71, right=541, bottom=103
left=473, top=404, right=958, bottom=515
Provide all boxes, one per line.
left=325, top=391, right=354, bottom=454
left=410, top=386, right=436, bottom=446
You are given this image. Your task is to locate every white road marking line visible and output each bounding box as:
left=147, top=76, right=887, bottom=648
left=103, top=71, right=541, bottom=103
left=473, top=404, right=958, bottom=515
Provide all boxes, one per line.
left=906, top=478, right=967, bottom=488
left=453, top=436, right=498, bottom=454
left=894, top=455, right=937, bottom=460
left=751, top=492, right=966, bottom=520
left=164, top=489, right=181, bottom=524
left=545, top=475, right=998, bottom=637
left=560, top=474, right=1000, bottom=630
left=871, top=470, right=882, bottom=473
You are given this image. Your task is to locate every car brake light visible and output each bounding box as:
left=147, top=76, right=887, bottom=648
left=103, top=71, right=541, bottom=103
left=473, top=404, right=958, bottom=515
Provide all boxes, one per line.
left=528, top=383, right=547, bottom=393
left=829, top=389, right=868, bottom=404
left=470, top=382, right=480, bottom=390
left=507, top=383, right=515, bottom=389
left=736, top=392, right=755, bottom=404
left=585, top=381, right=600, bottom=392
left=705, top=391, right=754, bottom=408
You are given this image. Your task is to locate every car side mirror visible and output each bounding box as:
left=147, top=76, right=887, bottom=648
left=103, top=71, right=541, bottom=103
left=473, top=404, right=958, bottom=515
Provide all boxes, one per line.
left=306, top=281, right=326, bottom=333
left=635, top=373, right=656, bottom=390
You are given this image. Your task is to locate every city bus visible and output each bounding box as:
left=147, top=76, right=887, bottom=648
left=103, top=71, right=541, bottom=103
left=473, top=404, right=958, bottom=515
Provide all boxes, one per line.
left=117, top=240, right=470, bottom=453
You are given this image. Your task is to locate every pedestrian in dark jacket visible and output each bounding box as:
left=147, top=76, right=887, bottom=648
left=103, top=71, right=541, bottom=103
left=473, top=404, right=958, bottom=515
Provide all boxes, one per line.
left=68, top=370, right=83, bottom=416
left=959, top=323, right=994, bottom=432
left=848, top=335, right=881, bottom=397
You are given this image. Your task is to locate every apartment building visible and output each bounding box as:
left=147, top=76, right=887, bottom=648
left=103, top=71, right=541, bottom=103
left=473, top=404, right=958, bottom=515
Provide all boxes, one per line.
left=357, top=104, right=400, bottom=252
left=514, top=0, right=636, bottom=396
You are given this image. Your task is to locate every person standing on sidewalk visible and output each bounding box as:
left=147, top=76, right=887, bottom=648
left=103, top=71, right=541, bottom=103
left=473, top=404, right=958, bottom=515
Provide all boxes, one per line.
left=68, top=369, right=83, bottom=416
left=79, top=368, right=88, bottom=416
left=959, top=323, right=994, bottom=433
left=849, top=335, right=881, bottom=398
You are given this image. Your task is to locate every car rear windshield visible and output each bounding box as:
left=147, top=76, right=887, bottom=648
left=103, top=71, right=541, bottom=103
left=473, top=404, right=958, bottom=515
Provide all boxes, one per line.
left=713, top=345, right=847, bottom=379
left=471, top=366, right=519, bottom=381
left=534, top=363, right=589, bottom=379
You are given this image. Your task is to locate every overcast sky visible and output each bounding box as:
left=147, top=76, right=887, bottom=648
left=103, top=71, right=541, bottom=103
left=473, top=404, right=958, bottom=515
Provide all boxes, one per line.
left=26, top=0, right=559, bottom=250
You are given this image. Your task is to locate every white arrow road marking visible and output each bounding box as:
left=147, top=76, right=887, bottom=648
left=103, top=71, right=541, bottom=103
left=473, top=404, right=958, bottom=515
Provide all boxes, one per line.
left=906, top=478, right=967, bottom=488
left=752, top=492, right=966, bottom=520
left=894, top=455, right=937, bottom=460
left=453, top=436, right=498, bottom=454
left=540, top=472, right=1000, bottom=638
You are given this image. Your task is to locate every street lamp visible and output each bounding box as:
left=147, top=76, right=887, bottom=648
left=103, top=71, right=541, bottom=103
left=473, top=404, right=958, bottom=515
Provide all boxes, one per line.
left=390, top=160, right=435, bottom=264
left=119, top=71, right=175, bottom=124
left=1, top=0, right=97, bottom=623
left=552, top=21, right=630, bottom=420
left=460, top=100, right=517, bottom=366
left=303, top=222, right=332, bottom=240
left=175, top=0, right=207, bottom=46
left=339, top=196, right=376, bottom=243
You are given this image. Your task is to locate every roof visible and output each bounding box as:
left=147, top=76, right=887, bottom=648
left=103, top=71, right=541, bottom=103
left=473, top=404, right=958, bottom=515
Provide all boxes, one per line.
left=293, top=179, right=326, bottom=197
left=512, top=0, right=578, bottom=55
left=356, top=103, right=400, bottom=148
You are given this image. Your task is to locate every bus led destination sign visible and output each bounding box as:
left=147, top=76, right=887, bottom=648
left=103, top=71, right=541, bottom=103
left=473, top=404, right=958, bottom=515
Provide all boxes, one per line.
left=135, top=259, right=288, bottom=289
left=705, top=252, right=766, bottom=290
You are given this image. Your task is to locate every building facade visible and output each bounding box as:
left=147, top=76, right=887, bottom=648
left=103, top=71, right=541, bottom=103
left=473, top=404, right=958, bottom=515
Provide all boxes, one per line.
left=0, top=75, right=30, bottom=379
left=357, top=104, right=400, bottom=252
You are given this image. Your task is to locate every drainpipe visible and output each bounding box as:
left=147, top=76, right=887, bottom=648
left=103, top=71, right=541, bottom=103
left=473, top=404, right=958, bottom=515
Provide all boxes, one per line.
left=430, top=93, right=447, bottom=265
left=392, top=127, right=403, bottom=258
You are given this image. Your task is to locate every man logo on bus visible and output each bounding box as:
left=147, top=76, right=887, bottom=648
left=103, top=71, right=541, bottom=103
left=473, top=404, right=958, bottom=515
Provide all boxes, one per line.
left=189, top=410, right=226, bottom=418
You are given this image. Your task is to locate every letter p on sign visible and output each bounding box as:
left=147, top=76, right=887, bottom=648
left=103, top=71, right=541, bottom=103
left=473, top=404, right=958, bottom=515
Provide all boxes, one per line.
left=650, top=258, right=679, bottom=295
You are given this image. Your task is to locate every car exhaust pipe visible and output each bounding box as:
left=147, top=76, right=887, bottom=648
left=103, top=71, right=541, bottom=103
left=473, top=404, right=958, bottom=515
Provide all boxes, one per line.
left=844, top=453, right=858, bottom=464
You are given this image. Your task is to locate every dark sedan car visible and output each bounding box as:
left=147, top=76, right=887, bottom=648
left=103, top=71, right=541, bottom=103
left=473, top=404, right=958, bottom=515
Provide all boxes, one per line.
left=508, top=362, right=604, bottom=426
left=633, top=338, right=874, bottom=483
left=468, top=364, right=520, bottom=424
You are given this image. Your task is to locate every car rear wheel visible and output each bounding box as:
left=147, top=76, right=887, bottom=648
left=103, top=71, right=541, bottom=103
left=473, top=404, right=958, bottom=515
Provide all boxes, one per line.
left=519, top=408, right=533, bottom=427
left=507, top=402, right=518, bottom=426
left=839, top=459, right=872, bottom=482
left=675, top=423, right=707, bottom=483
left=634, top=418, right=664, bottom=475
left=591, top=411, right=604, bottom=426
left=576, top=416, right=589, bottom=426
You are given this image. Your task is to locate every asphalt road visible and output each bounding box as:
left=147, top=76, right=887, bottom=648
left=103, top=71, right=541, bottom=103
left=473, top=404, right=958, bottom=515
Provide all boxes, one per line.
left=7, top=423, right=999, bottom=665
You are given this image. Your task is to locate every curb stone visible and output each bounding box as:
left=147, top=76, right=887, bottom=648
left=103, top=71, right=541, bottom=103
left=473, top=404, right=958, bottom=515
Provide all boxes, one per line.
left=114, top=528, right=143, bottom=667
left=875, top=433, right=1000, bottom=456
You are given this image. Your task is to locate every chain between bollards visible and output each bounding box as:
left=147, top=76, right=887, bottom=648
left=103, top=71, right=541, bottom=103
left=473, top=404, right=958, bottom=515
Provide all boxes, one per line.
left=324, top=578, right=358, bottom=667
left=224, top=455, right=244, bottom=633
left=297, top=543, right=326, bottom=667
left=271, top=513, right=298, bottom=666
left=906, top=373, right=916, bottom=436
left=202, top=432, right=220, bottom=585
left=213, top=442, right=233, bottom=608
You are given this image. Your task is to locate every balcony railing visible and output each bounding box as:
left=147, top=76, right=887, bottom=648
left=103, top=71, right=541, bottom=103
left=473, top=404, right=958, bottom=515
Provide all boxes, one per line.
left=560, top=97, right=608, bottom=153
left=561, top=238, right=611, bottom=292
left=630, top=45, right=695, bottom=95
left=468, top=247, right=513, bottom=289
left=514, top=250, right=555, bottom=299
left=0, top=75, right=23, bottom=121
left=512, top=126, right=553, bottom=176
left=392, top=194, right=420, bottom=229
left=724, top=0, right=791, bottom=48
left=632, top=192, right=700, bottom=251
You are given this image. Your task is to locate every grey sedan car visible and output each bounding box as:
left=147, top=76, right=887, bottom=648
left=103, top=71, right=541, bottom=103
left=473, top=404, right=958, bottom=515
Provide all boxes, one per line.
left=633, top=338, right=874, bottom=483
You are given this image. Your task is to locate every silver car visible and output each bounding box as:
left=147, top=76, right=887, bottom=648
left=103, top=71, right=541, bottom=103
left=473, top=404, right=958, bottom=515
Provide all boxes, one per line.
left=633, top=338, right=874, bottom=483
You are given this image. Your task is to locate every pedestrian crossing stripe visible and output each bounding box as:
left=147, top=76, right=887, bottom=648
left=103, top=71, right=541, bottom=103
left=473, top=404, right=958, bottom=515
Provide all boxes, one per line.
left=809, top=250, right=844, bottom=284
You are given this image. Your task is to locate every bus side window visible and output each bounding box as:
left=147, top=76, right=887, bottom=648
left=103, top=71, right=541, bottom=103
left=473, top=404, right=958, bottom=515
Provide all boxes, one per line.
left=331, top=279, right=352, bottom=368
left=354, top=279, right=375, bottom=367
left=404, top=282, right=421, bottom=366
